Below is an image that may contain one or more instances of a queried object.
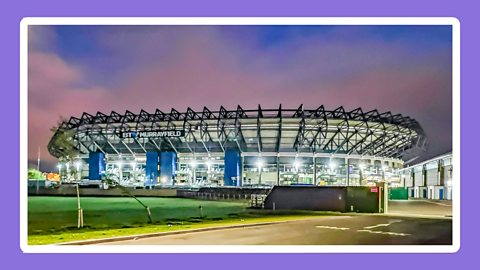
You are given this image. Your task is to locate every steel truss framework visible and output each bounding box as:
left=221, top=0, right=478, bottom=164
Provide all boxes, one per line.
left=48, top=105, right=428, bottom=161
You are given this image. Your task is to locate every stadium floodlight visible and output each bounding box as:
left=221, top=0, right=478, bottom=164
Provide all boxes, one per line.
left=160, top=176, right=167, bottom=183
left=293, top=160, right=301, bottom=171
left=206, top=160, right=212, bottom=171
left=190, top=160, right=197, bottom=168
left=256, top=159, right=264, bottom=170
left=329, top=161, right=336, bottom=170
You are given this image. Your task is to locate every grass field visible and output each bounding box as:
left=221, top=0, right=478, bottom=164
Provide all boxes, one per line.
left=28, top=196, right=335, bottom=245
left=29, top=196, right=247, bottom=232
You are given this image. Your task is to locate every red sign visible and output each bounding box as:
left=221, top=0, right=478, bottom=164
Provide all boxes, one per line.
left=370, top=187, right=378, bottom=193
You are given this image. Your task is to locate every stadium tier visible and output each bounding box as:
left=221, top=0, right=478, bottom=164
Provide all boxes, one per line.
left=48, top=105, right=427, bottom=187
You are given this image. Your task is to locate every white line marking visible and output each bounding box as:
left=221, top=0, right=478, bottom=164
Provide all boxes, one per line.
left=363, top=220, right=402, bottom=229
left=315, top=226, right=350, bottom=231
left=420, top=200, right=452, bottom=207
left=357, top=229, right=411, bottom=237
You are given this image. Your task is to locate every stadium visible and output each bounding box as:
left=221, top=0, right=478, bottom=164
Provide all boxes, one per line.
left=47, top=105, right=428, bottom=188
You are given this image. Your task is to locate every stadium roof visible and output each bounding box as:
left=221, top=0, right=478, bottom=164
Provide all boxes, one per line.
left=48, top=105, right=428, bottom=160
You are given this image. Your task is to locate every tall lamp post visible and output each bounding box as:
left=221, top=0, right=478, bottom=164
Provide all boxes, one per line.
left=57, top=163, right=62, bottom=184
left=256, top=159, right=263, bottom=185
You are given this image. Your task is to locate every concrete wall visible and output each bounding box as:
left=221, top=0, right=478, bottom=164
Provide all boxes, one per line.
left=263, top=186, right=382, bottom=213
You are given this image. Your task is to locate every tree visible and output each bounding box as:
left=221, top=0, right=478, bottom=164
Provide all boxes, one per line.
left=28, top=168, right=45, bottom=180
left=50, top=117, right=79, bottom=162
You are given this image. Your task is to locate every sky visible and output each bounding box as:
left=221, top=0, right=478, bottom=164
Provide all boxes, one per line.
left=28, top=25, right=452, bottom=171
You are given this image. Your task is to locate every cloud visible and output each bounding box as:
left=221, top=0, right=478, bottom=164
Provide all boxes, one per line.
left=28, top=26, right=452, bottom=169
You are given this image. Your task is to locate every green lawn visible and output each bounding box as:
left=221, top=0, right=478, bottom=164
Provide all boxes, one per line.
left=28, top=196, right=336, bottom=245
left=28, top=196, right=247, bottom=233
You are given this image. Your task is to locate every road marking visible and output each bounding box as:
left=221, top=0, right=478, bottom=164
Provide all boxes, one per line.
left=315, top=225, right=350, bottom=231
left=420, top=200, right=452, bottom=207
left=357, top=229, right=410, bottom=237
left=363, top=220, right=402, bottom=229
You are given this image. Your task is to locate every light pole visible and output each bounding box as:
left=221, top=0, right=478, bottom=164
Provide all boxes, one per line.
left=359, top=164, right=365, bottom=185
left=75, top=161, right=81, bottom=181
left=293, top=160, right=301, bottom=184
left=329, top=160, right=336, bottom=185
left=206, top=159, right=212, bottom=183
left=57, top=163, right=62, bottom=183
left=65, top=162, right=71, bottom=182
left=191, top=160, right=197, bottom=184
left=118, top=163, right=123, bottom=184
left=256, top=159, right=263, bottom=185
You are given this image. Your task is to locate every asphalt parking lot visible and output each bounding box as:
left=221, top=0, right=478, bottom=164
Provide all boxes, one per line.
left=96, top=199, right=452, bottom=245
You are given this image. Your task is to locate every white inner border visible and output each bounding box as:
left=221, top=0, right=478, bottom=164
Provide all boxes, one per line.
left=19, top=17, right=461, bottom=253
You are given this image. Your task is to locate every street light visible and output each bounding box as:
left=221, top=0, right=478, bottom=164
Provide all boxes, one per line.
left=75, top=161, right=81, bottom=181
left=256, top=159, right=264, bottom=184
left=190, top=160, right=197, bottom=184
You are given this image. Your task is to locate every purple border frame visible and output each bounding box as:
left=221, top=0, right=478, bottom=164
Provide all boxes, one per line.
left=3, top=0, right=477, bottom=269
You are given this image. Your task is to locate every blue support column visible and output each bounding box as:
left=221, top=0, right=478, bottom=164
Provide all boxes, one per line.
left=160, top=151, right=177, bottom=185
left=88, top=152, right=105, bottom=180
left=224, top=149, right=242, bottom=186
left=145, top=152, right=159, bottom=186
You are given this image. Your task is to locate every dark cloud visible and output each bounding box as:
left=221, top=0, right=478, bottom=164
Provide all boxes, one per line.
left=28, top=25, right=452, bottom=171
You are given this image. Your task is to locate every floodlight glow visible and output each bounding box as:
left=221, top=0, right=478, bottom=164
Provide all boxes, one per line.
left=293, top=160, right=301, bottom=170
left=329, top=161, right=336, bottom=170
left=75, top=161, right=81, bottom=171
left=256, top=159, right=264, bottom=169
left=190, top=160, right=197, bottom=168
left=206, top=160, right=213, bottom=170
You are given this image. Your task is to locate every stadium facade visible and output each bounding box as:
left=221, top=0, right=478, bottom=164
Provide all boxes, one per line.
left=48, top=105, right=428, bottom=188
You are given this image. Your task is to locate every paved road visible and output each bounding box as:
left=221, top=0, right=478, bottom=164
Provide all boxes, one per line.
left=94, top=199, right=453, bottom=245
left=388, top=199, right=452, bottom=217
left=99, top=215, right=451, bottom=245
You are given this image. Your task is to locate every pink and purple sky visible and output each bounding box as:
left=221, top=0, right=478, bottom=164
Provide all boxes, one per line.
left=28, top=25, right=452, bottom=171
